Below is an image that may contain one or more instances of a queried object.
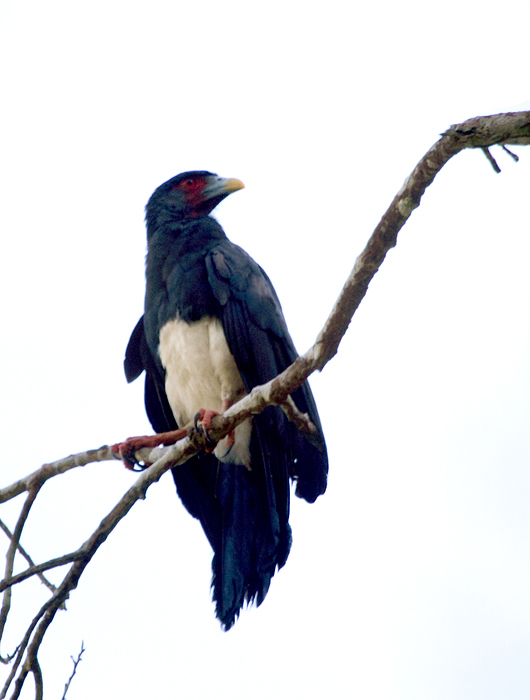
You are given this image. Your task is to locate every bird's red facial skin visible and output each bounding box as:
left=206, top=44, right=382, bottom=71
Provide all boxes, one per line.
left=172, top=176, right=208, bottom=212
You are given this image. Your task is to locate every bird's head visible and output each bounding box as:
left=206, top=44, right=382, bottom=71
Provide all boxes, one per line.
left=145, top=171, right=244, bottom=231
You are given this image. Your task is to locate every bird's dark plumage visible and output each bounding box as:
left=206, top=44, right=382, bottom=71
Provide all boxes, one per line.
left=124, top=171, right=328, bottom=629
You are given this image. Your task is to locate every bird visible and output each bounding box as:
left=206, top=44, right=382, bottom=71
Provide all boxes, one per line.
left=119, top=170, right=328, bottom=630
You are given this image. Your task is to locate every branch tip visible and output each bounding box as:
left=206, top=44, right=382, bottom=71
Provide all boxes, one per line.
left=481, top=147, right=501, bottom=173
left=61, top=641, right=85, bottom=700
left=501, top=144, right=520, bottom=162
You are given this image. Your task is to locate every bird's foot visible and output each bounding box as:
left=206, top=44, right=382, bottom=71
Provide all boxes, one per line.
left=194, top=409, right=220, bottom=452
left=194, top=407, right=237, bottom=456
left=111, top=428, right=188, bottom=470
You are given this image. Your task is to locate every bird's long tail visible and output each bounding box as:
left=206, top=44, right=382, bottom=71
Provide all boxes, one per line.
left=211, top=450, right=291, bottom=630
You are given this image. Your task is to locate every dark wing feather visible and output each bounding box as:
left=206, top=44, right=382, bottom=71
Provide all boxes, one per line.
left=124, top=317, right=149, bottom=383
left=125, top=316, right=176, bottom=432
left=205, top=242, right=328, bottom=502
left=206, top=241, right=328, bottom=626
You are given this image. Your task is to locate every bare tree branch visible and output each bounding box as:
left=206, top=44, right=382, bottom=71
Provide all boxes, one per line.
left=0, top=520, right=62, bottom=599
left=0, top=552, right=82, bottom=594
left=0, top=446, right=116, bottom=504
left=0, top=490, right=39, bottom=649
left=0, top=595, right=52, bottom=697
left=1, top=110, right=528, bottom=699
left=31, top=658, right=43, bottom=700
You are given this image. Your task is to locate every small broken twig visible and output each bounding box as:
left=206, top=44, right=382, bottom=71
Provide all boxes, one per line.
left=501, top=144, right=520, bottom=161
left=481, top=146, right=501, bottom=173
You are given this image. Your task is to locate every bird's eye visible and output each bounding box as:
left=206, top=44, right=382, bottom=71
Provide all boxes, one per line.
left=184, top=179, right=194, bottom=188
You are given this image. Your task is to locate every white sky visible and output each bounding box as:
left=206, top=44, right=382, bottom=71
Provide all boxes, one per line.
left=1, top=1, right=530, bottom=698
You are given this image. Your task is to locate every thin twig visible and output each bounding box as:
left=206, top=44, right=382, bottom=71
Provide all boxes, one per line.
left=482, top=147, right=501, bottom=172
left=61, top=642, right=85, bottom=700
left=0, top=551, right=81, bottom=593
left=279, top=397, right=316, bottom=435
left=501, top=144, right=520, bottom=161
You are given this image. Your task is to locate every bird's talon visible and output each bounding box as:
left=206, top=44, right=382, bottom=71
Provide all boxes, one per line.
left=133, top=463, right=148, bottom=472
left=111, top=439, right=152, bottom=471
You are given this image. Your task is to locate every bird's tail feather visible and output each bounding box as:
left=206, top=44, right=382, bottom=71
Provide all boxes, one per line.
left=210, top=457, right=291, bottom=630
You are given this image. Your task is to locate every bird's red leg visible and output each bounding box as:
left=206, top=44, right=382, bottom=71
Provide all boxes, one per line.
left=111, top=428, right=189, bottom=470
left=116, top=400, right=240, bottom=469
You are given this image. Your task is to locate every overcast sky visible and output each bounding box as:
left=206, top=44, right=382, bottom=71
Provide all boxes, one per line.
left=1, top=1, right=530, bottom=698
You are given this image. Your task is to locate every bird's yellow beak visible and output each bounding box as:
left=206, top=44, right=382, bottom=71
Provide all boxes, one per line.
left=219, top=177, right=245, bottom=194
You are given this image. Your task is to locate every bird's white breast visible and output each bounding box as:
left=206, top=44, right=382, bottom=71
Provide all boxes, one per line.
left=158, top=316, right=251, bottom=465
